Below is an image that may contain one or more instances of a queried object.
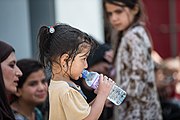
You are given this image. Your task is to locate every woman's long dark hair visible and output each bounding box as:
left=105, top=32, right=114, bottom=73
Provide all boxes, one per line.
left=0, top=40, right=15, bottom=120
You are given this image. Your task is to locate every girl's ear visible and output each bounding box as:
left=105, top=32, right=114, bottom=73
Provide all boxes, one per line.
left=60, top=53, right=69, bottom=69
left=132, top=4, right=139, bottom=15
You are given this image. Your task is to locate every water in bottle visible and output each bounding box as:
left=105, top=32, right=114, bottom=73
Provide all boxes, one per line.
left=82, top=69, right=126, bottom=105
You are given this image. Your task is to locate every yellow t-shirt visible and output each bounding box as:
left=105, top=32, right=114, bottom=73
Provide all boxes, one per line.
left=48, top=80, right=91, bottom=120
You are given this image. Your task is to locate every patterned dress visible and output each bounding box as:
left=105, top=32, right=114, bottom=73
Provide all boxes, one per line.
left=114, top=25, right=162, bottom=120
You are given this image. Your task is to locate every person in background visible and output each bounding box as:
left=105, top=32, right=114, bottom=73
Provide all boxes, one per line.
left=38, top=23, right=114, bottom=120
left=103, top=0, right=162, bottom=119
left=0, top=40, right=22, bottom=120
left=155, top=56, right=180, bottom=120
left=10, top=59, right=48, bottom=120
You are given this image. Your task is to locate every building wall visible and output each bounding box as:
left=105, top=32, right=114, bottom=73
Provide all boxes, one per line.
left=55, top=0, right=104, bottom=43
left=29, top=0, right=55, bottom=58
left=0, top=0, right=31, bottom=59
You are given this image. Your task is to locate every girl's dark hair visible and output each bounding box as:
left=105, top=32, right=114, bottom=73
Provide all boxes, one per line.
left=38, top=23, right=97, bottom=69
left=16, top=59, right=45, bottom=88
left=103, top=0, right=146, bottom=25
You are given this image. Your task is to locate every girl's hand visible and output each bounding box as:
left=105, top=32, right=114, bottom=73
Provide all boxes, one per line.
left=85, top=74, right=115, bottom=120
left=96, top=74, right=114, bottom=98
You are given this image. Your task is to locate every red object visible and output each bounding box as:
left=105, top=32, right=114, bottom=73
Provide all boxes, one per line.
left=143, top=0, right=180, bottom=58
left=176, top=0, right=180, bottom=54
left=175, top=93, right=180, bottom=100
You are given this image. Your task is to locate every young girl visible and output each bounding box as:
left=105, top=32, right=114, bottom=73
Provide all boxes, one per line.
left=37, top=23, right=114, bottom=120
left=10, top=59, right=48, bottom=120
left=103, top=0, right=162, bottom=119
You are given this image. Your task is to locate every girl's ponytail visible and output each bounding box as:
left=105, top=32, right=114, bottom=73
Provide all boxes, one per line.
left=38, top=26, right=52, bottom=67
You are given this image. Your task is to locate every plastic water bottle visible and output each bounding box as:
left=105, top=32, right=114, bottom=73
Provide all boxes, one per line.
left=82, top=69, right=126, bottom=105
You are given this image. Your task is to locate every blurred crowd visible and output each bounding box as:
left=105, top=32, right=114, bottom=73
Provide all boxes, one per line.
left=153, top=55, right=180, bottom=120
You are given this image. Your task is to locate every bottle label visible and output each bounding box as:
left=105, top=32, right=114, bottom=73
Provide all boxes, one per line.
left=107, top=84, right=126, bottom=105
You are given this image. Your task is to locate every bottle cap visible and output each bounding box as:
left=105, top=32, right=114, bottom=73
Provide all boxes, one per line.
left=82, top=69, right=88, bottom=78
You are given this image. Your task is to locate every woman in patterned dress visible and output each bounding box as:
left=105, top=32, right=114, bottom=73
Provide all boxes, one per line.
left=103, top=0, right=162, bottom=119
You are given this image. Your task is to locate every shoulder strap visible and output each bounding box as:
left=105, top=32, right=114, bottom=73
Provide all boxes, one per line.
left=67, top=82, right=87, bottom=100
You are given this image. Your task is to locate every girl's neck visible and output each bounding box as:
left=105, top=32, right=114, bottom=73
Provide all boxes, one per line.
left=52, top=64, right=69, bottom=80
left=11, top=100, right=36, bottom=120
left=122, top=21, right=141, bottom=34
left=52, top=74, right=73, bottom=83
left=52, top=64, right=74, bottom=83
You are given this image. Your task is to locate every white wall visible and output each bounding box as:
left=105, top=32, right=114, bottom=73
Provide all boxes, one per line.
left=0, top=0, right=31, bottom=59
left=55, top=0, right=104, bottom=43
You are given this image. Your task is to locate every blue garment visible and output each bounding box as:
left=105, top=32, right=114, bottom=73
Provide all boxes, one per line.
left=13, top=107, right=43, bottom=120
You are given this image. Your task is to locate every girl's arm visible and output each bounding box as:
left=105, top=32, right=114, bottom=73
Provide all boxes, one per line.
left=83, top=74, right=114, bottom=120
